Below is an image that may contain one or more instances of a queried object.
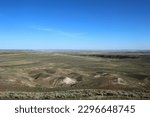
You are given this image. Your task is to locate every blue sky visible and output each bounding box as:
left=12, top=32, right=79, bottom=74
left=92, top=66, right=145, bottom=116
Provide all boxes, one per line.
left=0, top=0, right=150, bottom=50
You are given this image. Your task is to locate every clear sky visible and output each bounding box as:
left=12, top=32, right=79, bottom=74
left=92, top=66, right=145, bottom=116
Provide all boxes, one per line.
left=0, top=0, right=150, bottom=50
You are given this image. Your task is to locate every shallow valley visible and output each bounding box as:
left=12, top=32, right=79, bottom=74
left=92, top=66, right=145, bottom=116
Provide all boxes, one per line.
left=0, top=51, right=150, bottom=99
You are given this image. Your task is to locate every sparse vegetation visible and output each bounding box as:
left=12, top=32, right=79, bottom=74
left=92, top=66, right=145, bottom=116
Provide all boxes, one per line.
left=0, top=51, right=150, bottom=99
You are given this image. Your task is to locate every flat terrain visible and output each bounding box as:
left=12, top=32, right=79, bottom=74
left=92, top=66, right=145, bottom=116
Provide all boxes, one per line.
left=0, top=50, right=150, bottom=99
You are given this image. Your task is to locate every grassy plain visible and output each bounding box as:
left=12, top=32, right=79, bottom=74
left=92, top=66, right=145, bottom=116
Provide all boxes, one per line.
left=0, top=50, right=150, bottom=99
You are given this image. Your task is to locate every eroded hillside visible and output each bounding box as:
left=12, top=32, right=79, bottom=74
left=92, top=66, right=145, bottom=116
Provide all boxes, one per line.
left=0, top=51, right=150, bottom=99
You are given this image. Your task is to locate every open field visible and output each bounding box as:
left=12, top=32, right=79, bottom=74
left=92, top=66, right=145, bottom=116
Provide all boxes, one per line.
left=0, top=50, right=150, bottom=99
